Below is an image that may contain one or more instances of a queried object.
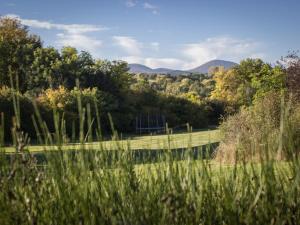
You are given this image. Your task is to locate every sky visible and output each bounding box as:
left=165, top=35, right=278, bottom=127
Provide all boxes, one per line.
left=1, top=0, right=300, bottom=70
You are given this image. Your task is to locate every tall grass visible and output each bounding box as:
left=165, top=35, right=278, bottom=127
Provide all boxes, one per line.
left=215, top=92, right=300, bottom=163
left=0, top=86, right=300, bottom=224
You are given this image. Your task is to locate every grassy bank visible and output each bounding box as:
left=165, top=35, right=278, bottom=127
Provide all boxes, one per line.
left=1, top=146, right=300, bottom=225
left=3, top=129, right=220, bottom=153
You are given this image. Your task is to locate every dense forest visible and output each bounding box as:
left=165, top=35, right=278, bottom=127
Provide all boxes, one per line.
left=0, top=17, right=298, bottom=142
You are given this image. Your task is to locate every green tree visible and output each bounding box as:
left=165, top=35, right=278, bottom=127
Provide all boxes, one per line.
left=76, top=51, right=95, bottom=88
left=27, top=47, right=62, bottom=91
left=59, top=46, right=80, bottom=88
left=211, top=68, right=241, bottom=107
left=252, top=65, right=285, bottom=99
left=211, top=58, right=286, bottom=111
left=93, top=60, right=131, bottom=95
left=234, top=58, right=266, bottom=105
left=0, top=17, right=41, bottom=91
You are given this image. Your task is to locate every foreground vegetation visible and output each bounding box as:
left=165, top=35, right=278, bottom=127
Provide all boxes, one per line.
left=1, top=143, right=300, bottom=224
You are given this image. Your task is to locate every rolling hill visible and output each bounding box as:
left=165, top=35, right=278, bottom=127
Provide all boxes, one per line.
left=128, top=59, right=237, bottom=75
left=188, top=60, right=238, bottom=73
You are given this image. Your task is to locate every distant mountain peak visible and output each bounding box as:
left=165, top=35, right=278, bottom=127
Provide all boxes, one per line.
left=188, top=59, right=238, bottom=74
left=128, top=59, right=237, bottom=75
left=128, top=64, right=153, bottom=74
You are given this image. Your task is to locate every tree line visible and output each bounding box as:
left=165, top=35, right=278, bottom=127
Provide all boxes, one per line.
left=0, top=17, right=298, bottom=142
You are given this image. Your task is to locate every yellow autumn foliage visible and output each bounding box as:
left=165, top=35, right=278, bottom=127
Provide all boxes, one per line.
left=37, top=86, right=100, bottom=109
left=37, top=86, right=72, bottom=109
left=210, top=68, right=241, bottom=105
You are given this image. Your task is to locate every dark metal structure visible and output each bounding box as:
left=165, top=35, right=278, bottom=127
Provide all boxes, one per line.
left=135, top=113, right=166, bottom=134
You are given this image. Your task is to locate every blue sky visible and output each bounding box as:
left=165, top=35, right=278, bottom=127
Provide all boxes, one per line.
left=1, top=0, right=300, bottom=69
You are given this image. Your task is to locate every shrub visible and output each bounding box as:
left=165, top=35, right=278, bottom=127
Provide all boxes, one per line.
left=37, top=86, right=111, bottom=140
left=37, top=86, right=73, bottom=110
left=37, top=86, right=109, bottom=112
left=215, top=91, right=300, bottom=163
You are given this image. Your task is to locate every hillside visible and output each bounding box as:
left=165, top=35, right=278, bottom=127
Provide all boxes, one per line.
left=188, top=60, right=238, bottom=73
left=128, top=59, right=237, bottom=75
left=128, top=64, right=154, bottom=73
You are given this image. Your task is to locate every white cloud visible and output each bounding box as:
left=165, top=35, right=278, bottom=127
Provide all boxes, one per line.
left=118, top=36, right=265, bottom=70
left=125, top=0, right=137, bottom=7
left=121, top=56, right=184, bottom=69
left=113, top=36, right=164, bottom=62
left=113, top=36, right=143, bottom=55
left=250, top=53, right=266, bottom=59
left=4, top=14, right=106, bottom=55
left=150, top=42, right=160, bottom=51
left=5, top=14, right=107, bottom=33
left=113, top=36, right=160, bottom=53
left=144, top=57, right=183, bottom=68
left=181, top=36, right=263, bottom=69
left=120, top=56, right=143, bottom=64
left=143, top=2, right=159, bottom=14
left=56, top=33, right=102, bottom=52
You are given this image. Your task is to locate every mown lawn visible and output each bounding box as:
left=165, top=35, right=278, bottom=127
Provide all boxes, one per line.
left=3, top=129, right=220, bottom=153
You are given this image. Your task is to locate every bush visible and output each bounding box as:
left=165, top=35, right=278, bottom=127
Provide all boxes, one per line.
left=0, top=86, right=116, bottom=143
left=215, top=91, right=300, bottom=163
left=37, top=86, right=113, bottom=140
left=37, top=86, right=72, bottom=109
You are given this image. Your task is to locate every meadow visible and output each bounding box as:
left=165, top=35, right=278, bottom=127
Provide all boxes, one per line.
left=3, top=129, right=220, bottom=152
left=1, top=138, right=300, bottom=225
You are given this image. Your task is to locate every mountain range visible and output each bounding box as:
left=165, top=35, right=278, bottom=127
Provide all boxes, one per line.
left=128, top=59, right=237, bottom=75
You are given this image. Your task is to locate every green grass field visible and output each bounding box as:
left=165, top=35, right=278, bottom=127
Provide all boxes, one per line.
left=2, top=125, right=300, bottom=224
left=4, top=129, right=220, bottom=153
